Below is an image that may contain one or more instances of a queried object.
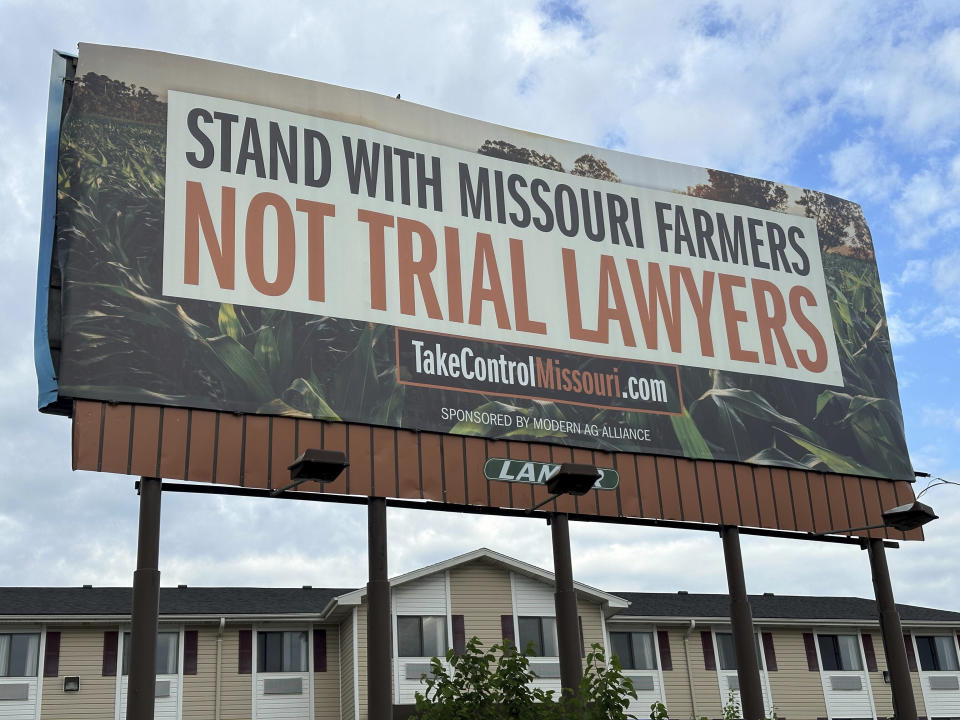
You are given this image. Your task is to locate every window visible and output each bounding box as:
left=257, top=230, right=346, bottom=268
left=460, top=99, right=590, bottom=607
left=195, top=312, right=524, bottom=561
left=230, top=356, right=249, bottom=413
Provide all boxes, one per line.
left=518, top=617, right=558, bottom=657
left=818, top=634, right=863, bottom=671
left=916, top=636, right=960, bottom=672
left=397, top=616, right=447, bottom=658
left=610, top=631, right=657, bottom=670
left=258, top=631, right=308, bottom=673
left=715, top=632, right=763, bottom=671
left=122, top=631, right=179, bottom=675
left=0, top=633, right=40, bottom=677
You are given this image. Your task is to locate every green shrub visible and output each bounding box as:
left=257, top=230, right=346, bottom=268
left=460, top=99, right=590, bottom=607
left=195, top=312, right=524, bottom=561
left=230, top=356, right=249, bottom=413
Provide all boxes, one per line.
left=414, top=638, right=638, bottom=719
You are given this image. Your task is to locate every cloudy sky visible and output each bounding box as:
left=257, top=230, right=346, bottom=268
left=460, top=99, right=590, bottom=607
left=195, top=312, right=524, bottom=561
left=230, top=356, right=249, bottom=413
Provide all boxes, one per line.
left=3, top=0, right=960, bottom=613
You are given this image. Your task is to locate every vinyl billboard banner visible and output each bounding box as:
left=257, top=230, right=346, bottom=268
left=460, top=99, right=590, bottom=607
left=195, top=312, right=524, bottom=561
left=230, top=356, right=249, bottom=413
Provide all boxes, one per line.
left=39, top=45, right=913, bottom=481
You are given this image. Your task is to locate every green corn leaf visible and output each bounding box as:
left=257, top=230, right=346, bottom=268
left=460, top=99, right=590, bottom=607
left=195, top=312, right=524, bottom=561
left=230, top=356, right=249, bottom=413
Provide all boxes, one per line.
left=282, top=377, right=340, bottom=420
left=253, top=327, right=280, bottom=377
left=218, top=303, right=243, bottom=340
left=778, top=430, right=877, bottom=476
left=670, top=407, right=712, bottom=459
left=205, top=335, right=274, bottom=402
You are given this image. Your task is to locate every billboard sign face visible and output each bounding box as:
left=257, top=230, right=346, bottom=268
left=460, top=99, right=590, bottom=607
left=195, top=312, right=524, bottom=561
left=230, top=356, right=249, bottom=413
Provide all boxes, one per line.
left=42, top=44, right=913, bottom=481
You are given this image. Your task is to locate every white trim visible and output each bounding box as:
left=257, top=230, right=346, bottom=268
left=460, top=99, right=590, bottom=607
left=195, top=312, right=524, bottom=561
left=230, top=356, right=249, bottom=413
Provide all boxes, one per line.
left=352, top=607, right=359, bottom=720
left=599, top=609, right=608, bottom=658
left=510, top=572, right=519, bottom=650
left=114, top=625, right=124, bottom=720
left=177, top=625, right=185, bottom=720
left=445, top=570, right=453, bottom=654
left=307, top=626, right=315, bottom=720
left=332, top=548, right=628, bottom=612
left=337, top=623, right=343, bottom=720
left=250, top=623, right=257, bottom=720
left=392, top=590, right=400, bottom=704
left=34, top=625, right=46, bottom=720
left=857, top=631, right=878, bottom=720
left=655, top=626, right=666, bottom=704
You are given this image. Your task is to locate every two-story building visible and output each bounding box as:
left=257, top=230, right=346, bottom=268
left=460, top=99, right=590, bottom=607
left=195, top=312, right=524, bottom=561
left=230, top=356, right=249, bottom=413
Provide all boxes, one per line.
left=1, top=548, right=958, bottom=719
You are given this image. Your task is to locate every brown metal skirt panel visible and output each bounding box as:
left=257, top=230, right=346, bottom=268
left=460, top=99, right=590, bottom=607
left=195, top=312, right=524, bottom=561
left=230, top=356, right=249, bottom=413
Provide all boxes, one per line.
left=71, top=400, right=920, bottom=540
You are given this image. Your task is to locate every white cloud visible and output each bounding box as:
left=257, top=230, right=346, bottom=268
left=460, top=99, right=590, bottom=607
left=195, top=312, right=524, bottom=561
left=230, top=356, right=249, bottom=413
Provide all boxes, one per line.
left=829, top=139, right=900, bottom=202
left=887, top=314, right=917, bottom=346
left=933, top=250, right=960, bottom=292
left=892, top=154, right=960, bottom=249
left=899, top=258, right=930, bottom=284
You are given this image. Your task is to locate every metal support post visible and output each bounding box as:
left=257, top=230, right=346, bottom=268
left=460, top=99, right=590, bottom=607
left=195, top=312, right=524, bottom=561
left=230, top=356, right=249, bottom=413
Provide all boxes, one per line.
left=127, top=477, right=162, bottom=720
left=720, top=526, right=765, bottom=720
left=551, top=513, right=583, bottom=695
left=367, top=497, right=392, bottom=720
left=867, top=538, right=918, bottom=720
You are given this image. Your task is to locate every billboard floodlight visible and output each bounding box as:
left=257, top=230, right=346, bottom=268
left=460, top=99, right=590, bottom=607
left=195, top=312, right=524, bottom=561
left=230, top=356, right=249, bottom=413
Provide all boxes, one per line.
left=814, top=500, right=937, bottom=536
left=270, top=449, right=349, bottom=496
left=528, top=463, right=603, bottom=513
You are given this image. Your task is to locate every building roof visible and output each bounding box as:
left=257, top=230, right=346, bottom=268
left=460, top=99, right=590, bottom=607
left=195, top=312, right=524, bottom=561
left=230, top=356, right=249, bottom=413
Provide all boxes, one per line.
left=1, top=586, right=958, bottom=624
left=0, top=586, right=352, bottom=618
left=2, top=548, right=958, bottom=625
left=612, top=592, right=960, bottom=623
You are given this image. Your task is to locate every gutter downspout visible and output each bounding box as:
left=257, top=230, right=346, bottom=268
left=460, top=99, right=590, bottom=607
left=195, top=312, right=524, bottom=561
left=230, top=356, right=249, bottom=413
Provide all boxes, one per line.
left=683, top=619, right=700, bottom=720
left=215, top=617, right=225, bottom=720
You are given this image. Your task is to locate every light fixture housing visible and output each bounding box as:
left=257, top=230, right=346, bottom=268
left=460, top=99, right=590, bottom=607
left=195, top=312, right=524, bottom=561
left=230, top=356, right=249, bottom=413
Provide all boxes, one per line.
left=63, top=676, right=80, bottom=692
left=545, top=463, right=602, bottom=497
left=881, top=501, right=938, bottom=532
left=287, top=449, right=349, bottom=483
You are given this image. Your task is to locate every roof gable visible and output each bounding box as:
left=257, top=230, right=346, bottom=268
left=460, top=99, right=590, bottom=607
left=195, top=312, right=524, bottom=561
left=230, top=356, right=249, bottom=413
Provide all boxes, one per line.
left=330, top=548, right=630, bottom=614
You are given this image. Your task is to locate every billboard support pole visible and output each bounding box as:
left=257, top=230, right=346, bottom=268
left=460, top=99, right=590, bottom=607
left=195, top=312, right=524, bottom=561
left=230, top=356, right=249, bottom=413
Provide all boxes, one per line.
left=127, top=476, right=162, bottom=720
left=367, top=497, right=392, bottom=720
left=867, top=538, right=918, bottom=720
left=551, top=513, right=583, bottom=696
left=721, top=526, right=765, bottom=720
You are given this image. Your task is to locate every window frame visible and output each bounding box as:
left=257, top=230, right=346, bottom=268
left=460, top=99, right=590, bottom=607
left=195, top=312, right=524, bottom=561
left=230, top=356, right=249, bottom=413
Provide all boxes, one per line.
left=0, top=632, right=41, bottom=678
left=609, top=630, right=658, bottom=671
left=915, top=634, right=960, bottom=672
left=517, top=616, right=559, bottom=658
left=816, top=633, right=864, bottom=672
left=714, top=631, right=765, bottom=672
left=256, top=629, right=309, bottom=673
left=121, top=629, right=180, bottom=676
left=396, top=615, right=448, bottom=658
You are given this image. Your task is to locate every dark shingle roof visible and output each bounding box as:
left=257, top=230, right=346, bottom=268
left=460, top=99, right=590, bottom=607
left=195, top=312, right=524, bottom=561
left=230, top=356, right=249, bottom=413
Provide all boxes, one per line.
left=1, top=586, right=958, bottom=623
left=613, top=592, right=960, bottom=623
left=0, top=587, right=354, bottom=617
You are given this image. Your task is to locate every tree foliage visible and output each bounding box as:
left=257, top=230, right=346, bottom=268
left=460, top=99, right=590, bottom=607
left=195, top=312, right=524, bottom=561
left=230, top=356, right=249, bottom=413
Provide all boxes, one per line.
left=687, top=168, right=787, bottom=211
left=414, top=638, right=638, bottom=719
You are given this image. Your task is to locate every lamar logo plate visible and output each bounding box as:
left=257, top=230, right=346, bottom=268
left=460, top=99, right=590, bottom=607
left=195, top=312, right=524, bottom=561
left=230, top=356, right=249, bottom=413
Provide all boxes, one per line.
left=483, top=458, right=619, bottom=490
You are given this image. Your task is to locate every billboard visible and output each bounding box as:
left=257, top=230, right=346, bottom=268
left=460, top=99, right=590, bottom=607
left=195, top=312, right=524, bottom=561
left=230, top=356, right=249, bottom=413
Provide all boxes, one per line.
left=39, top=44, right=913, bottom=482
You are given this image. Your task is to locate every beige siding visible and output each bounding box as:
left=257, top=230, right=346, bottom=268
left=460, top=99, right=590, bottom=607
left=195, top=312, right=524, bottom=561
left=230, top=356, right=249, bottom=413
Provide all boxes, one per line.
left=656, top=628, right=708, bottom=720
left=870, top=629, right=927, bottom=718
left=449, top=562, right=512, bottom=649
left=691, top=629, right=725, bottom=720
left=763, top=629, right=828, bottom=720
left=340, top=612, right=356, bottom=720
left=40, top=627, right=117, bottom=720
left=356, top=604, right=368, bottom=720
left=578, top=600, right=605, bottom=668
left=315, top=624, right=341, bottom=720
left=219, top=626, right=252, bottom=720
left=182, top=626, right=216, bottom=720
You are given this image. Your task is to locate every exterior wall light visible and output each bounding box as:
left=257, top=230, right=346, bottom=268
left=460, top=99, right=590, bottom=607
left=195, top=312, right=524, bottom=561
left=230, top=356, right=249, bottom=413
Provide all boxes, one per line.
left=63, top=676, right=80, bottom=692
